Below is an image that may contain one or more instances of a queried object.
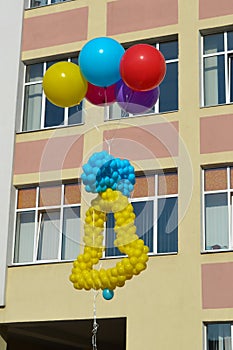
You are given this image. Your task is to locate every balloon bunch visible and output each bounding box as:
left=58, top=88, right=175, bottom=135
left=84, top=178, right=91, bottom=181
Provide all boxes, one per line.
left=69, top=152, right=150, bottom=300
left=42, top=37, right=166, bottom=114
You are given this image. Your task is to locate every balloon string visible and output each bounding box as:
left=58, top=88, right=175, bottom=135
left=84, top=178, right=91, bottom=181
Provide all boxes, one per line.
left=92, top=290, right=100, bottom=350
left=125, top=89, right=134, bottom=116
left=104, top=87, right=107, bottom=105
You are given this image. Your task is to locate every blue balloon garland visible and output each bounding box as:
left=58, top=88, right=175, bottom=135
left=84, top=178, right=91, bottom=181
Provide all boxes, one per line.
left=81, top=151, right=136, bottom=197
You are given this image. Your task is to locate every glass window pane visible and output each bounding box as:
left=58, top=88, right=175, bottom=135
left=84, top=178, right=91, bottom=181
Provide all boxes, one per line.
left=14, top=212, right=35, bottom=263
left=159, top=41, right=178, bottom=60
left=204, top=33, right=224, bottom=54
left=44, top=99, right=64, bottom=127
left=51, top=0, right=67, bottom=3
left=105, top=212, right=122, bottom=257
left=205, top=193, right=229, bottom=250
left=207, top=323, right=231, bottom=350
left=204, top=55, right=226, bottom=106
left=30, top=0, right=48, bottom=7
left=68, top=102, right=83, bottom=125
left=227, top=31, right=233, bottom=51
left=23, top=84, right=42, bottom=131
left=157, top=197, right=178, bottom=253
left=159, top=62, right=178, bottom=112
left=230, top=56, right=233, bottom=103
left=71, top=57, right=79, bottom=65
left=132, top=201, right=154, bottom=252
left=25, top=64, right=43, bottom=83
left=62, top=207, right=81, bottom=260
left=46, top=60, right=64, bottom=70
left=37, top=211, right=60, bottom=260
left=108, top=103, right=129, bottom=120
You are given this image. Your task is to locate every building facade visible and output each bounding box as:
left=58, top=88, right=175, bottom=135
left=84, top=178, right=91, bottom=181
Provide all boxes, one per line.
left=1, top=0, right=233, bottom=349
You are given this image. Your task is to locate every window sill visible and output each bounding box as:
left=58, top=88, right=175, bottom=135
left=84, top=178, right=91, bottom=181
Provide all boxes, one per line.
left=200, top=101, right=233, bottom=109
left=201, top=249, right=233, bottom=254
left=17, top=122, right=85, bottom=135
left=9, top=258, right=76, bottom=267
left=9, top=252, right=178, bottom=267
left=105, top=109, right=179, bottom=122
left=104, top=251, right=178, bottom=259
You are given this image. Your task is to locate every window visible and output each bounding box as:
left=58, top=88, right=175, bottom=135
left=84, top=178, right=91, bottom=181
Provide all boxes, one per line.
left=201, top=31, right=233, bottom=107
left=13, top=182, right=81, bottom=264
left=107, top=39, right=178, bottom=120
left=22, top=57, right=83, bottom=132
left=29, top=0, right=70, bottom=8
left=202, top=166, right=233, bottom=251
left=105, top=171, right=178, bottom=257
left=205, top=323, right=232, bottom=350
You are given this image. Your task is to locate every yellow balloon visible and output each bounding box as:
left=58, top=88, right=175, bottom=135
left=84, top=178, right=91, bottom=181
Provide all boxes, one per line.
left=43, top=62, right=87, bottom=107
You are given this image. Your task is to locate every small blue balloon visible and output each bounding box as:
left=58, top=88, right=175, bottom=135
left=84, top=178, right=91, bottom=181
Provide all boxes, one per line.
left=82, top=163, right=92, bottom=175
left=79, top=37, right=125, bottom=87
left=102, top=289, right=114, bottom=300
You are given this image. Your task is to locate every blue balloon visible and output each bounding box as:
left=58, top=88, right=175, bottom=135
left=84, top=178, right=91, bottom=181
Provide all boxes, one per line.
left=102, top=289, right=114, bottom=300
left=79, top=37, right=125, bottom=87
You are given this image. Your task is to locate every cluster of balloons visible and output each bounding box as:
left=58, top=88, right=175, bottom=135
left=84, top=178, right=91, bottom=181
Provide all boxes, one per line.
left=43, top=36, right=166, bottom=114
left=81, top=150, right=135, bottom=197
left=69, top=152, right=150, bottom=299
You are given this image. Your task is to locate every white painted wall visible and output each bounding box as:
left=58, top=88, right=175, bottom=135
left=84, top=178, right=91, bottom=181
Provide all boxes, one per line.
left=0, top=1, right=25, bottom=306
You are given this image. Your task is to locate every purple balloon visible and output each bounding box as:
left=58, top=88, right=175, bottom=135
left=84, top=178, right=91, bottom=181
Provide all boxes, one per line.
left=116, top=79, right=159, bottom=114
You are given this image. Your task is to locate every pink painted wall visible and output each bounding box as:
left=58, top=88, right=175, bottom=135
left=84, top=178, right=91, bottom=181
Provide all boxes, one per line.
left=107, top=0, right=178, bottom=36
left=202, top=262, right=233, bottom=309
left=22, top=7, right=88, bottom=51
left=199, top=0, right=233, bottom=19
left=200, top=114, right=233, bottom=154
left=14, top=134, right=84, bottom=175
left=103, top=122, right=179, bottom=160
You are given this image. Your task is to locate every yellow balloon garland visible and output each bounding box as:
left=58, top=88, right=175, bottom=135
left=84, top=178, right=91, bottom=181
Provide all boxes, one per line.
left=69, top=189, right=149, bottom=291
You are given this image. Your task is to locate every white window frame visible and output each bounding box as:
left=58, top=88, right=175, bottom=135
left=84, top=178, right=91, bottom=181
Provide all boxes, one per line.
left=21, top=57, right=84, bottom=132
left=204, top=323, right=233, bottom=350
left=202, top=166, right=233, bottom=252
left=12, top=183, right=81, bottom=265
left=105, top=39, right=179, bottom=121
left=201, top=30, right=233, bottom=107
left=29, top=0, right=70, bottom=8
left=104, top=172, right=178, bottom=258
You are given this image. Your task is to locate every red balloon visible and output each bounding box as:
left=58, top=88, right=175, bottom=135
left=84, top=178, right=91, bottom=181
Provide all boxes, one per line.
left=85, top=82, right=116, bottom=106
left=120, top=44, right=166, bottom=92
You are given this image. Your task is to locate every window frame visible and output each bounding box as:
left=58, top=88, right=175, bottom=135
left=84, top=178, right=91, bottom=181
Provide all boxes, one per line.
left=29, top=0, right=71, bottom=8
left=21, top=57, right=84, bottom=132
left=105, top=38, right=179, bottom=121
left=104, top=172, right=178, bottom=258
left=204, top=322, right=233, bottom=350
left=202, top=166, right=233, bottom=252
left=12, top=183, right=81, bottom=265
left=201, top=30, right=233, bottom=107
